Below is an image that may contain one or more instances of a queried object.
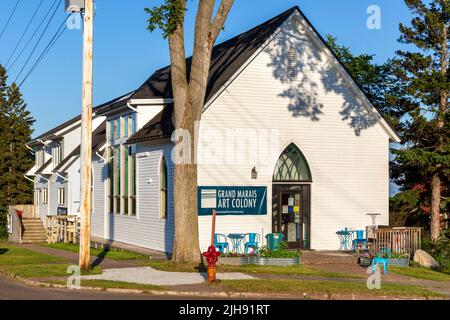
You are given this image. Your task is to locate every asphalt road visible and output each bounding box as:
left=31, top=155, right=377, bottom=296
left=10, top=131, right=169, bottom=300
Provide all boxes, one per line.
left=0, top=274, right=206, bottom=300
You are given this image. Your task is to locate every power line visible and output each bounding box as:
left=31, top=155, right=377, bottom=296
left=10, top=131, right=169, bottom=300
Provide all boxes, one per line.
left=5, top=0, right=45, bottom=68
left=7, top=0, right=60, bottom=71
left=0, top=0, right=22, bottom=41
left=13, top=0, right=62, bottom=84
left=18, top=15, right=70, bottom=88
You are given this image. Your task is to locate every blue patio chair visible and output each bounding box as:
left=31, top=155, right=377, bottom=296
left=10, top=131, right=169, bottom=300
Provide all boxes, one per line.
left=372, top=248, right=391, bottom=274
left=352, top=230, right=367, bottom=252
left=243, top=233, right=261, bottom=254
left=214, top=233, right=230, bottom=253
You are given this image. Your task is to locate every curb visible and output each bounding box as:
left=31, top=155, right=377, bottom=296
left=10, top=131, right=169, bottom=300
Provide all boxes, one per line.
left=0, top=269, right=446, bottom=300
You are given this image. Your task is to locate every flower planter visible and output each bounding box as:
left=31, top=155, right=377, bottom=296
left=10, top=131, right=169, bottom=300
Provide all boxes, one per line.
left=217, top=257, right=247, bottom=265
left=387, top=258, right=410, bottom=268
left=358, top=257, right=410, bottom=268
left=241, top=256, right=301, bottom=266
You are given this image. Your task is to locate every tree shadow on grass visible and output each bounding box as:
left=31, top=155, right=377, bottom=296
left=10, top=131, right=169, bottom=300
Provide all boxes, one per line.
left=0, top=248, right=8, bottom=255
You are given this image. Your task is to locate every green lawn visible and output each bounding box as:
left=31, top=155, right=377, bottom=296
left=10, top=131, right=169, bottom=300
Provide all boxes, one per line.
left=390, top=266, right=450, bottom=281
left=44, top=243, right=148, bottom=260
left=146, top=261, right=362, bottom=279
left=0, top=241, right=99, bottom=278
left=220, top=279, right=445, bottom=298
left=49, top=279, right=164, bottom=291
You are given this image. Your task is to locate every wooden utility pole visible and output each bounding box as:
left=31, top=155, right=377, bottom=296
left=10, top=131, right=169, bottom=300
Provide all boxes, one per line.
left=79, top=0, right=94, bottom=271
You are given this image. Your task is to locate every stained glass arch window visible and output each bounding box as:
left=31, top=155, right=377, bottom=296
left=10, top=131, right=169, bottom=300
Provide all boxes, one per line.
left=273, top=144, right=312, bottom=182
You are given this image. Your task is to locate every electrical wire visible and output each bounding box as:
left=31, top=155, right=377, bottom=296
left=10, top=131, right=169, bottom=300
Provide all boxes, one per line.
left=0, top=0, right=22, bottom=41
left=5, top=0, right=45, bottom=68
left=13, top=0, right=62, bottom=84
left=7, top=0, right=60, bottom=71
left=18, top=15, right=69, bottom=87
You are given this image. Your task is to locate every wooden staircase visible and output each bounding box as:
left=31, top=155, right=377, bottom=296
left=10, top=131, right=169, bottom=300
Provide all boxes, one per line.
left=21, top=217, right=47, bottom=244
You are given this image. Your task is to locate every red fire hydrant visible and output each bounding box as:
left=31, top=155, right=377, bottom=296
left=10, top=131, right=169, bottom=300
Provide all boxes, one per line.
left=202, top=245, right=221, bottom=285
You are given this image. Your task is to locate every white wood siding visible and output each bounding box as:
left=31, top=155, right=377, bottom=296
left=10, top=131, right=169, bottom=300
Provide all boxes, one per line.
left=92, top=154, right=106, bottom=238
left=196, top=14, right=390, bottom=250
left=103, top=141, right=174, bottom=253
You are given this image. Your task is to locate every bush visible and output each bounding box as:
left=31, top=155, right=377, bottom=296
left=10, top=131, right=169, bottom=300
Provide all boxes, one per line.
left=259, top=242, right=300, bottom=259
left=421, top=231, right=450, bottom=273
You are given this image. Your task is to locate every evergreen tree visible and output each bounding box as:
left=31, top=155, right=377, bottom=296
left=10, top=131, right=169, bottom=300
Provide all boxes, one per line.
left=326, top=35, right=404, bottom=130
left=0, top=64, right=34, bottom=237
left=392, top=0, right=449, bottom=241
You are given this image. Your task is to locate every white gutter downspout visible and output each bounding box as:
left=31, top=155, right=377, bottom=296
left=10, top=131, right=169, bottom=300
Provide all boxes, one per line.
left=37, top=139, right=50, bottom=147
left=126, top=101, right=141, bottom=114
left=25, top=144, right=36, bottom=153
left=95, top=151, right=106, bottom=162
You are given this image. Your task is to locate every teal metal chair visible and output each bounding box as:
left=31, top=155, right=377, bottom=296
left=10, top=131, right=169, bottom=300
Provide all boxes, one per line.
left=214, top=233, right=230, bottom=253
left=352, top=230, right=367, bottom=252
left=244, top=233, right=260, bottom=254
left=372, top=248, right=391, bottom=274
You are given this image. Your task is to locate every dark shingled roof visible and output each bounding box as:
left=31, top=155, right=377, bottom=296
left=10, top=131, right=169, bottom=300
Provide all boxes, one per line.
left=35, top=159, right=52, bottom=175
left=126, top=105, right=174, bottom=144
left=52, top=121, right=106, bottom=172
left=127, top=7, right=297, bottom=144
left=30, top=91, right=133, bottom=145
left=130, top=7, right=296, bottom=103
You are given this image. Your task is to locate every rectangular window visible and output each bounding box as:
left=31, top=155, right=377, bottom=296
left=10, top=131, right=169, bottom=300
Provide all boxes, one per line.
left=108, top=147, right=114, bottom=213
left=42, top=188, right=48, bottom=204
left=36, top=148, right=44, bottom=167
left=52, top=141, right=64, bottom=167
left=107, top=119, right=114, bottom=145
left=58, top=188, right=66, bottom=205
left=107, top=112, right=137, bottom=216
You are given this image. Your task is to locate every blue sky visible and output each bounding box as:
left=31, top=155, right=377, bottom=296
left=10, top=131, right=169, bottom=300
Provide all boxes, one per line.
left=0, top=0, right=413, bottom=137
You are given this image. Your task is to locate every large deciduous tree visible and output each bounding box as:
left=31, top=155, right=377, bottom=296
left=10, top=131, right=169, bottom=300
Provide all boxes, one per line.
left=392, top=0, right=449, bottom=241
left=145, top=0, right=234, bottom=263
left=0, top=64, right=34, bottom=237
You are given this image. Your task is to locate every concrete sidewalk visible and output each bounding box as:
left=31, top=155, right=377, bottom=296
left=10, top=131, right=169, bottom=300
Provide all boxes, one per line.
left=82, top=266, right=255, bottom=285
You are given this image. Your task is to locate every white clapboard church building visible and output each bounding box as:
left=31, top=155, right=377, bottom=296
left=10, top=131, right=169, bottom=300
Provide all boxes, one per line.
left=26, top=7, right=400, bottom=252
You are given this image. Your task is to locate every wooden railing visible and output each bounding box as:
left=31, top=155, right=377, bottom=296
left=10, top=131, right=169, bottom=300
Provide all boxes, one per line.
left=373, top=227, right=422, bottom=255
left=46, top=215, right=79, bottom=244
left=9, top=204, right=36, bottom=218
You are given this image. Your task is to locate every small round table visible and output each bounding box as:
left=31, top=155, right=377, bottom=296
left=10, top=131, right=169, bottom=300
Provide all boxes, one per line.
left=336, top=230, right=353, bottom=251
left=227, top=233, right=246, bottom=254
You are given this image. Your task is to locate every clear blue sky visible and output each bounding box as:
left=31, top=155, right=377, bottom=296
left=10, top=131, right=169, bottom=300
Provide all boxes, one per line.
left=0, top=0, right=413, bottom=137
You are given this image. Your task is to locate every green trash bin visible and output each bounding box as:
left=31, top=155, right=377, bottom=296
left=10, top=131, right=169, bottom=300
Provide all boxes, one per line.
left=265, top=233, right=284, bottom=250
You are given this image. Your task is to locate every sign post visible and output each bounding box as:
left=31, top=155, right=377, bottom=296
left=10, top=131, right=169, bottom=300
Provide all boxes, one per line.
left=202, top=209, right=220, bottom=285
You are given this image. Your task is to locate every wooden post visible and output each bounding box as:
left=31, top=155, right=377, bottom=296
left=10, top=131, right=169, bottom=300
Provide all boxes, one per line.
left=210, top=209, right=217, bottom=246
left=79, top=0, right=94, bottom=271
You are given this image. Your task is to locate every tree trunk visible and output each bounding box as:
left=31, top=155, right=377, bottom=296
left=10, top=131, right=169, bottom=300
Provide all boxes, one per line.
left=430, top=173, right=441, bottom=242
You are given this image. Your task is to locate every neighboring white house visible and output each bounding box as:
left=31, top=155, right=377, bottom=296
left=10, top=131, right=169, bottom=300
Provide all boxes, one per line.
left=28, top=6, right=400, bottom=253
left=26, top=92, right=134, bottom=220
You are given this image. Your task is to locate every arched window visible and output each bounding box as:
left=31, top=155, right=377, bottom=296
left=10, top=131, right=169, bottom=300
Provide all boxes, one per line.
left=160, top=157, right=168, bottom=219
left=273, top=143, right=312, bottom=182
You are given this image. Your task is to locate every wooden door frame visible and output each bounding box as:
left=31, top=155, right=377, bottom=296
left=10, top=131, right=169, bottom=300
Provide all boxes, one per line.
left=272, top=184, right=311, bottom=250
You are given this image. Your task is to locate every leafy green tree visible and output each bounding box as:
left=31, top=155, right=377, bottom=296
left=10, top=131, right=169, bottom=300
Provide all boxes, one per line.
left=145, top=0, right=234, bottom=263
left=391, top=0, right=449, bottom=241
left=326, top=35, right=404, bottom=130
left=0, top=64, right=34, bottom=237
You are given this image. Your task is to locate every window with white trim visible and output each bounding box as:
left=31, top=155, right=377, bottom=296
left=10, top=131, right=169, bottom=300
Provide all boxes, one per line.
left=42, top=188, right=48, bottom=204
left=52, top=140, right=64, bottom=167
left=160, top=157, right=168, bottom=219
left=58, top=188, right=66, bottom=206
left=35, top=147, right=44, bottom=167
left=107, top=112, right=137, bottom=216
